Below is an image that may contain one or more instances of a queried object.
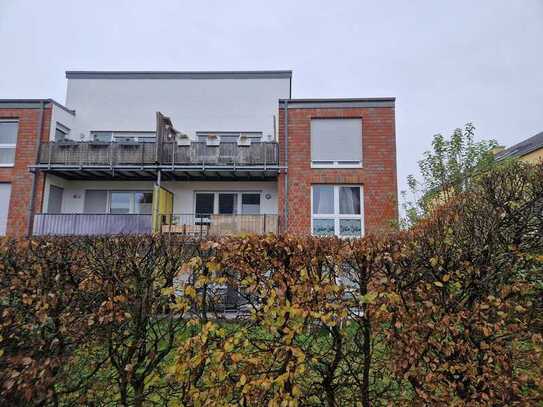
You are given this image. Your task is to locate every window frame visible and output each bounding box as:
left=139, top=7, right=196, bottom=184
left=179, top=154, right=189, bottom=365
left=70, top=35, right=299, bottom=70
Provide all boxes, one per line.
left=108, top=190, right=153, bottom=214
left=196, top=131, right=263, bottom=143
left=83, top=190, right=153, bottom=214
left=0, top=119, right=18, bottom=167
left=194, top=191, right=262, bottom=215
left=310, top=118, right=363, bottom=169
left=90, top=131, right=156, bottom=143
left=55, top=122, right=70, bottom=142
left=311, top=185, right=364, bottom=237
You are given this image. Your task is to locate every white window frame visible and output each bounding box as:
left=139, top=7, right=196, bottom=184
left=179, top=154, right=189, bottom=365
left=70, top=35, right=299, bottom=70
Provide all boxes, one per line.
left=311, top=160, right=363, bottom=169
left=83, top=190, right=153, bottom=214
left=194, top=191, right=262, bottom=215
left=0, top=120, right=18, bottom=167
left=108, top=190, right=153, bottom=214
left=311, top=185, right=364, bottom=237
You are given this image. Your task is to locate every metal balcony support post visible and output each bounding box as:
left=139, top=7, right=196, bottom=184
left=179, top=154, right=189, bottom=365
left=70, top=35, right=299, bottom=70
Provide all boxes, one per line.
left=141, top=143, right=144, bottom=166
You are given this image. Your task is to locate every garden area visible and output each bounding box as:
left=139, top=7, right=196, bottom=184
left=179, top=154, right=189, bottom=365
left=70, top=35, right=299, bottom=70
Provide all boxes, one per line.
left=1, top=160, right=542, bottom=406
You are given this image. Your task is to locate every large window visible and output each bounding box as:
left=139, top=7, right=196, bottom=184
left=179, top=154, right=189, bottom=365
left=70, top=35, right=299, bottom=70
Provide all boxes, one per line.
left=0, top=120, right=18, bottom=167
left=310, top=118, right=362, bottom=168
left=84, top=190, right=153, bottom=214
left=195, top=191, right=261, bottom=215
left=312, top=185, right=363, bottom=237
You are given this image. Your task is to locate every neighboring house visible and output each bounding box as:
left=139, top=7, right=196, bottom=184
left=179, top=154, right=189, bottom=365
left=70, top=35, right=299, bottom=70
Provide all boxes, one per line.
left=495, top=131, right=543, bottom=164
left=0, top=70, right=398, bottom=238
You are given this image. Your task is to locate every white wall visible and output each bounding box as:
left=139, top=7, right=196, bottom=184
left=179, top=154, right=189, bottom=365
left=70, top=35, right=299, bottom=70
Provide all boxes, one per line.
left=43, top=175, right=278, bottom=214
left=65, top=76, right=290, bottom=141
left=162, top=180, right=278, bottom=214
left=49, top=104, right=76, bottom=141
left=44, top=177, right=154, bottom=213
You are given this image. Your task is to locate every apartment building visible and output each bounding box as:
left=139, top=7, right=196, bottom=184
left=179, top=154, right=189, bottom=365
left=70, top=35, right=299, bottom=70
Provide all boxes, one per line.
left=0, top=70, right=398, bottom=237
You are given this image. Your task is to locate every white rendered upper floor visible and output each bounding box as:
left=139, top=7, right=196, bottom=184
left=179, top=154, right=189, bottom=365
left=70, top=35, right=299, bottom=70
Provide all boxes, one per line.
left=58, top=70, right=292, bottom=142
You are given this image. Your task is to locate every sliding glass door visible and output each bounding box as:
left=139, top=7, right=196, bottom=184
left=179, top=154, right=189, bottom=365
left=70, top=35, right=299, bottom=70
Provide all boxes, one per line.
left=218, top=193, right=238, bottom=215
left=194, top=192, right=261, bottom=216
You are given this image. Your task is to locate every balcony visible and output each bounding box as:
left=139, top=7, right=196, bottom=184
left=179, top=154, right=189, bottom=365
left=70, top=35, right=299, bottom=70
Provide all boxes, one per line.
left=35, top=141, right=280, bottom=180
left=160, top=213, right=278, bottom=237
left=32, top=213, right=278, bottom=237
left=33, top=214, right=153, bottom=236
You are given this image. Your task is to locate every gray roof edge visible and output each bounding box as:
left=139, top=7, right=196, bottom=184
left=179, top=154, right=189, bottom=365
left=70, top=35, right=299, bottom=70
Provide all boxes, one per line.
left=279, top=97, right=395, bottom=108
left=0, top=99, right=75, bottom=115
left=495, top=131, right=543, bottom=161
left=66, top=70, right=293, bottom=80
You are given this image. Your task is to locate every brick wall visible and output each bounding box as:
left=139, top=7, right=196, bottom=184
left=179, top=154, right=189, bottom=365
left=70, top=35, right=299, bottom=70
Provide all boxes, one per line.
left=0, top=105, right=51, bottom=237
left=277, top=103, right=398, bottom=235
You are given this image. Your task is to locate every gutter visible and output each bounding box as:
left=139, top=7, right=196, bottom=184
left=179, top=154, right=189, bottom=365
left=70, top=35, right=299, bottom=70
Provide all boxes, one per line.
left=26, top=100, right=45, bottom=237
left=283, top=100, right=289, bottom=232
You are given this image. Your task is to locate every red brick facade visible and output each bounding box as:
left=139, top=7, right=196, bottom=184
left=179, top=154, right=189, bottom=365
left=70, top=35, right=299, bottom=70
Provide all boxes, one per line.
left=0, top=103, right=51, bottom=237
left=278, top=101, right=398, bottom=236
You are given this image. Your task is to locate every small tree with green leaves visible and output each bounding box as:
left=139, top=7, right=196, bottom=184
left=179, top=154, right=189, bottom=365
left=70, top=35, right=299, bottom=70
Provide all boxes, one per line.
left=401, top=122, right=497, bottom=227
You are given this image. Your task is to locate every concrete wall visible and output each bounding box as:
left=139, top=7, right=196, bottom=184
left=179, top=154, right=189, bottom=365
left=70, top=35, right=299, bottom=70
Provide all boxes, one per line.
left=65, top=75, right=291, bottom=141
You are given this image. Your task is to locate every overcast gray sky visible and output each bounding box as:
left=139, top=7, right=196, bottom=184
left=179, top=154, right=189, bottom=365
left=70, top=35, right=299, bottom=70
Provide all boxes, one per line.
left=1, top=0, right=542, bottom=197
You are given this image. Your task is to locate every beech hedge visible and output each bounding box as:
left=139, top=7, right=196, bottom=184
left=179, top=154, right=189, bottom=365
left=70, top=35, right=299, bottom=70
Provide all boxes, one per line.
left=0, top=161, right=542, bottom=406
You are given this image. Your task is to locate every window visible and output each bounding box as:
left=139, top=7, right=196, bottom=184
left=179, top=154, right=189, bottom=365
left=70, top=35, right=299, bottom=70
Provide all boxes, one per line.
left=134, top=192, right=153, bottom=214
left=0, top=120, right=18, bottom=166
left=195, top=191, right=261, bottom=215
left=92, top=131, right=113, bottom=142
left=55, top=123, right=70, bottom=142
left=242, top=193, right=261, bottom=214
left=196, top=132, right=263, bottom=143
left=0, top=183, right=11, bottom=235
left=84, top=190, right=108, bottom=213
left=310, top=118, right=362, bottom=168
left=110, top=192, right=132, bottom=214
left=312, top=185, right=363, bottom=237
left=47, top=185, right=63, bottom=213
left=195, top=193, right=214, bottom=216
left=84, top=190, right=152, bottom=214
left=219, top=193, right=237, bottom=214
left=91, top=131, right=156, bottom=143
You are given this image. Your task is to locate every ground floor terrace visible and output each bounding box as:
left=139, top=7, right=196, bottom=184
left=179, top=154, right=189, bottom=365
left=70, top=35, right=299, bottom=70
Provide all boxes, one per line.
left=33, top=175, right=279, bottom=237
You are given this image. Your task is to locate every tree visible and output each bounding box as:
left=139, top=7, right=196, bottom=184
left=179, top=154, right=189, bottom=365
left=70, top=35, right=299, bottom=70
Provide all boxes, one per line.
left=401, top=123, right=497, bottom=227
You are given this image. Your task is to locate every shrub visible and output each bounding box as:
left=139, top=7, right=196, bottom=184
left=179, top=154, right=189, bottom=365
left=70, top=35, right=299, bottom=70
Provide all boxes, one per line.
left=0, top=162, right=541, bottom=406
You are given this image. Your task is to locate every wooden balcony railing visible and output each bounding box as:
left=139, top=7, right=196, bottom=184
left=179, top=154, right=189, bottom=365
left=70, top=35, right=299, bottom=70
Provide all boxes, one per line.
left=160, top=213, right=279, bottom=237
left=38, top=141, right=279, bottom=167
left=160, top=142, right=279, bottom=166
